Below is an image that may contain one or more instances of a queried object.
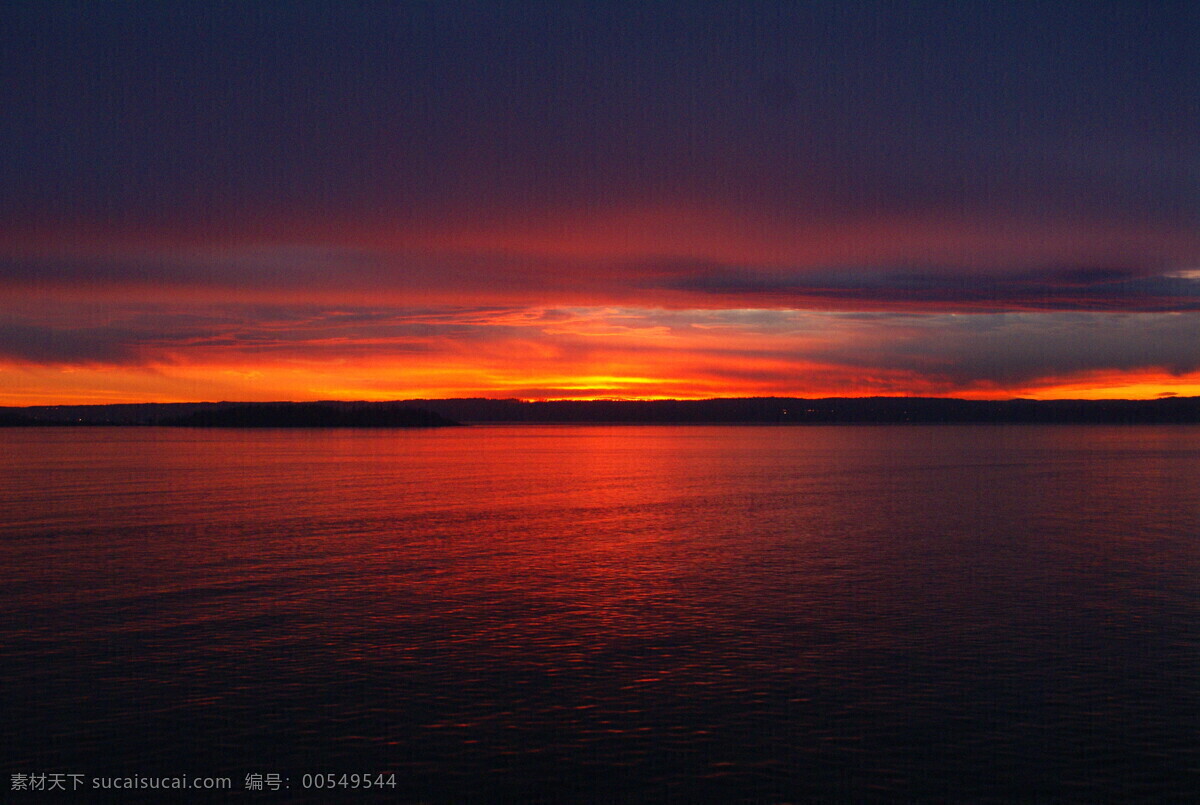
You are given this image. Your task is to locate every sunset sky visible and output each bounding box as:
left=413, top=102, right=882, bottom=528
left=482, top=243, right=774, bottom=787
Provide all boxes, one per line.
left=2, top=1, right=1199, bottom=404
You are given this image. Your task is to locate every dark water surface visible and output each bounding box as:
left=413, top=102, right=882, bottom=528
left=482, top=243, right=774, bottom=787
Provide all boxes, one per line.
left=2, top=425, right=1198, bottom=801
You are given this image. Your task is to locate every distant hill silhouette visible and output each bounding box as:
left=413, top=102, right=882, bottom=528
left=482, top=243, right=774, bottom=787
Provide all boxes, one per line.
left=4, top=397, right=1200, bottom=426
left=405, top=396, right=1200, bottom=425
left=163, top=402, right=460, bottom=428
left=0, top=410, right=41, bottom=426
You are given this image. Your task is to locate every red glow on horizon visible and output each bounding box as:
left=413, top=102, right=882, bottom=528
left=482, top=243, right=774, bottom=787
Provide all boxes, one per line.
left=3, top=209, right=1198, bottom=407
left=3, top=354, right=1198, bottom=408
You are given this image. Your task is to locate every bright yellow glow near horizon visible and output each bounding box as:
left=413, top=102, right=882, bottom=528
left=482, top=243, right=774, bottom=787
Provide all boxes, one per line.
left=3, top=360, right=1200, bottom=407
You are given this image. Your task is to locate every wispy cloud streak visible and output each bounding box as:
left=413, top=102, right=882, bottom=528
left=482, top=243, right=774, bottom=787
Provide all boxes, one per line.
left=2, top=303, right=1197, bottom=402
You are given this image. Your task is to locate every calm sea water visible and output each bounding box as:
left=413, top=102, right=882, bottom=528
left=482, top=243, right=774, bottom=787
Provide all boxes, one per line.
left=2, top=425, right=1197, bottom=801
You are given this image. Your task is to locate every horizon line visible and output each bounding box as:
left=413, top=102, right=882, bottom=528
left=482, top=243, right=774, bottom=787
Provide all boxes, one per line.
left=7, top=394, right=1197, bottom=409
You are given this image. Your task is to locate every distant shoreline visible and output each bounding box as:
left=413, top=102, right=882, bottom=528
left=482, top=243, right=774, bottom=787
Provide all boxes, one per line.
left=3, top=397, right=1200, bottom=426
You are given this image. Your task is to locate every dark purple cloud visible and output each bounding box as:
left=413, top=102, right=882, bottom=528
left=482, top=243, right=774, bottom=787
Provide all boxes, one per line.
left=5, top=248, right=1198, bottom=313
left=656, top=264, right=1200, bottom=312
left=2, top=3, right=1199, bottom=401
left=3, top=2, right=1198, bottom=232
